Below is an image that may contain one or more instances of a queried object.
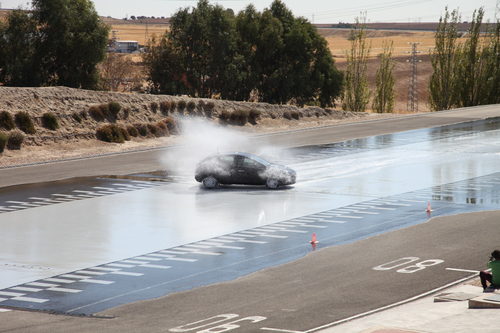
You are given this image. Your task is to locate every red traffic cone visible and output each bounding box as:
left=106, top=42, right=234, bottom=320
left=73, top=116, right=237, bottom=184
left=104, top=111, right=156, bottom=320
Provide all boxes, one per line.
left=310, top=233, right=319, bottom=244
left=426, top=201, right=432, bottom=213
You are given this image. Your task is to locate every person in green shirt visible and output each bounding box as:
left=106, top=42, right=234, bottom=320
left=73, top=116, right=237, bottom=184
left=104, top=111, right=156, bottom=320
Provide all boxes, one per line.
left=480, top=249, right=500, bottom=292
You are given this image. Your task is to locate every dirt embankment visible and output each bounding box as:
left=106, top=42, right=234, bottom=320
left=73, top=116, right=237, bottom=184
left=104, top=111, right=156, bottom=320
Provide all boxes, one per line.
left=0, top=86, right=407, bottom=167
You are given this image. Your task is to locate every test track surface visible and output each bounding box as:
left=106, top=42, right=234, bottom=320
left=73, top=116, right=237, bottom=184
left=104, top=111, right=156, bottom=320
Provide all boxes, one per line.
left=0, top=104, right=499, bottom=332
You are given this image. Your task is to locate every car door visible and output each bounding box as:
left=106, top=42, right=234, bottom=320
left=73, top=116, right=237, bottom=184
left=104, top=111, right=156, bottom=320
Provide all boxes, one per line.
left=230, top=155, right=248, bottom=184
left=215, top=155, right=236, bottom=184
left=239, top=156, right=266, bottom=185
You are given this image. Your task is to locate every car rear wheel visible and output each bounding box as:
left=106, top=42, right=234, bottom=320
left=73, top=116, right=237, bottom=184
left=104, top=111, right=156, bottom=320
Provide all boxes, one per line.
left=266, top=178, right=279, bottom=189
left=202, top=176, right=219, bottom=189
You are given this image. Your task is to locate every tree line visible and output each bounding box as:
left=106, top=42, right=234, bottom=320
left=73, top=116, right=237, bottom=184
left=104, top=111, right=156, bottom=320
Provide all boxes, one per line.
left=0, top=0, right=498, bottom=112
left=144, top=0, right=343, bottom=107
left=429, top=7, right=500, bottom=110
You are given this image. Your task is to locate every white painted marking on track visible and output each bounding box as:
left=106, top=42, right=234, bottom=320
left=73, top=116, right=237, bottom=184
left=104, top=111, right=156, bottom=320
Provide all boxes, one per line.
left=61, top=274, right=94, bottom=279
left=121, top=260, right=149, bottom=265
left=162, top=257, right=198, bottom=262
left=446, top=268, right=480, bottom=273
left=260, top=328, right=305, bottom=333
left=72, top=190, right=101, bottom=195
left=52, top=194, right=78, bottom=198
left=297, top=217, right=321, bottom=221
left=25, top=282, right=59, bottom=288
left=92, top=187, right=123, bottom=192
left=140, top=264, right=171, bottom=269
left=106, top=263, right=135, bottom=268
left=182, top=244, right=213, bottom=249
left=48, top=287, right=82, bottom=293
left=354, top=211, right=379, bottom=215
left=115, top=187, right=141, bottom=191
left=9, top=287, right=42, bottom=292
left=88, top=267, right=120, bottom=272
left=215, top=245, right=245, bottom=249
left=207, top=238, right=234, bottom=243
left=147, top=253, right=175, bottom=258
left=217, top=236, right=246, bottom=241
left=197, top=241, right=245, bottom=249
left=197, top=241, right=226, bottom=246
left=12, top=296, right=49, bottom=303
left=257, top=227, right=307, bottom=234
left=279, top=223, right=327, bottom=229
left=217, top=236, right=267, bottom=244
left=109, top=271, right=143, bottom=277
left=366, top=206, right=396, bottom=211
left=233, top=233, right=258, bottom=238
left=376, top=199, right=410, bottom=205
left=238, top=231, right=288, bottom=239
left=77, top=270, right=107, bottom=277
left=317, top=219, right=346, bottom=224
left=176, top=248, right=222, bottom=256
left=0, top=308, right=11, bottom=312
left=44, top=278, right=76, bottom=284
left=81, top=279, right=114, bottom=285
left=332, top=215, right=362, bottom=219
left=19, top=203, right=41, bottom=207
left=133, top=256, right=162, bottom=261
left=239, top=239, right=268, bottom=244
left=398, top=199, right=425, bottom=203
left=159, top=250, right=189, bottom=255
left=0, top=291, right=24, bottom=297
left=50, top=197, right=74, bottom=202
left=96, top=191, right=118, bottom=195
left=28, top=197, right=65, bottom=203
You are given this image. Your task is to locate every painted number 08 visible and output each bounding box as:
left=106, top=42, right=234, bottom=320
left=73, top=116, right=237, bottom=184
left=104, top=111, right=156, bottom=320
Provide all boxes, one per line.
left=373, top=257, right=444, bottom=273
left=169, top=314, right=266, bottom=333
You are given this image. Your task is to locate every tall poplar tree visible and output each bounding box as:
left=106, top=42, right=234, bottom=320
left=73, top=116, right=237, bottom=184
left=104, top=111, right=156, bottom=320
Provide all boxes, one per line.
left=372, top=41, right=395, bottom=113
left=429, top=8, right=460, bottom=111
left=342, top=17, right=371, bottom=112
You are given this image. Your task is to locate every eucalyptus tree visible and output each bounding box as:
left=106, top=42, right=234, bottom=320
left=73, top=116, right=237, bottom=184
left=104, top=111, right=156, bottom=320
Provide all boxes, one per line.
left=0, top=0, right=108, bottom=89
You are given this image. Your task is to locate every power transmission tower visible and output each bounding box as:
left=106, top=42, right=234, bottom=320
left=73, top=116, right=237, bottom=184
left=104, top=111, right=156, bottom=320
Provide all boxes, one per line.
left=496, top=0, right=500, bottom=21
left=407, top=42, right=421, bottom=112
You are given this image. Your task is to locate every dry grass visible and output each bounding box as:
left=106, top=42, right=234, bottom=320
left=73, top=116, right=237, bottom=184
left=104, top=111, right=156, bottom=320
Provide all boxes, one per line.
left=110, top=24, right=168, bottom=45
left=321, top=29, right=438, bottom=61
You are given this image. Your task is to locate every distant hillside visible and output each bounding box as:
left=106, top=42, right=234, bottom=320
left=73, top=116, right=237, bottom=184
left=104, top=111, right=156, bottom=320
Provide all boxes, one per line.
left=319, top=22, right=495, bottom=32
left=100, top=16, right=170, bottom=25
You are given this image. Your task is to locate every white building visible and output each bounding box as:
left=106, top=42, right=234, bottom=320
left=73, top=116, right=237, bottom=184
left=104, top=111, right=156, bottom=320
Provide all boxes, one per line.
left=114, top=40, right=139, bottom=53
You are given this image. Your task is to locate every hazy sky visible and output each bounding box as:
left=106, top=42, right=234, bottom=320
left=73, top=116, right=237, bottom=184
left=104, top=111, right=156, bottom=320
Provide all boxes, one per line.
left=1, top=0, right=498, bottom=23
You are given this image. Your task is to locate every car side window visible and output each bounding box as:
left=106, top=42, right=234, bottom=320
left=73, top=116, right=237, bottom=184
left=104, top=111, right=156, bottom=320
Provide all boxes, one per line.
left=218, top=155, right=235, bottom=167
left=242, top=157, right=263, bottom=169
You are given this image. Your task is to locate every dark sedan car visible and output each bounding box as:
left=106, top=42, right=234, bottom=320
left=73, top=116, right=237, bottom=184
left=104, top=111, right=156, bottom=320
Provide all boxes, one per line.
left=195, top=152, right=296, bottom=189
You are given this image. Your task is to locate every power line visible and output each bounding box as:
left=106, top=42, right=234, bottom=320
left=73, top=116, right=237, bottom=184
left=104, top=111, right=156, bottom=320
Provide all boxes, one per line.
left=308, top=0, right=433, bottom=19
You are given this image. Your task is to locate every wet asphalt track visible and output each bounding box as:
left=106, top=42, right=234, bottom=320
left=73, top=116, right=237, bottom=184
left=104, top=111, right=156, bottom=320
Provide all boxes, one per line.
left=1, top=117, right=500, bottom=318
